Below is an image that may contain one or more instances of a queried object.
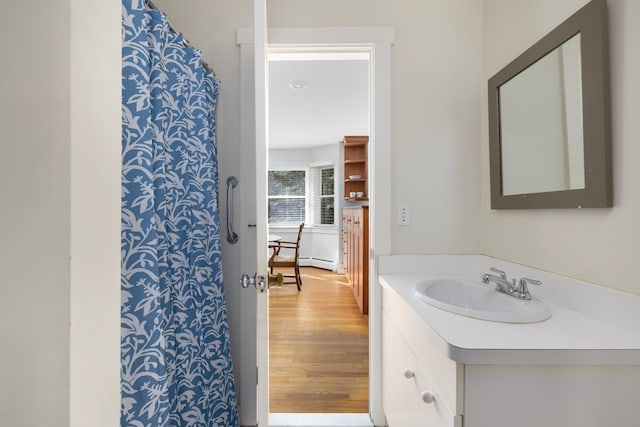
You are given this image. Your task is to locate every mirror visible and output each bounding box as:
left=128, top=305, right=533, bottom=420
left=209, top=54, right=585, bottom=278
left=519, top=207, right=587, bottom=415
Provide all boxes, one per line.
left=488, top=0, right=611, bottom=209
left=500, top=34, right=584, bottom=196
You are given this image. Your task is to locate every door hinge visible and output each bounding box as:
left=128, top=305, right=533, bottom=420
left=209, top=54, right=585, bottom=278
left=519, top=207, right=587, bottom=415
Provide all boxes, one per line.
left=256, top=366, right=259, bottom=384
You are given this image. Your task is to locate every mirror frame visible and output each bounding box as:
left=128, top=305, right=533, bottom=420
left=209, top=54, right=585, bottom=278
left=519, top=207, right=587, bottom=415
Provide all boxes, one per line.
left=488, top=0, right=611, bottom=209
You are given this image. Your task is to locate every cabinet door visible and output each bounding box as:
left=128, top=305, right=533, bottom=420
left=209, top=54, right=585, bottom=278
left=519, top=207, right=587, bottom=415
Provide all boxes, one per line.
left=343, top=210, right=352, bottom=285
left=357, top=207, right=368, bottom=314
left=383, top=312, right=457, bottom=427
left=353, top=209, right=362, bottom=303
left=347, top=211, right=355, bottom=290
left=343, top=207, right=368, bottom=315
left=342, top=211, right=349, bottom=273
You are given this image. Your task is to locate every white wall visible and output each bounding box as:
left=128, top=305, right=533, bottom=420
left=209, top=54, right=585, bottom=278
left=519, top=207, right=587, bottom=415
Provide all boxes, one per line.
left=1, top=2, right=121, bottom=425
left=265, top=0, right=484, bottom=255
left=0, top=2, right=71, bottom=426
left=69, top=0, right=121, bottom=425
left=269, top=145, right=337, bottom=167
left=159, top=0, right=484, bottom=256
left=481, top=0, right=640, bottom=296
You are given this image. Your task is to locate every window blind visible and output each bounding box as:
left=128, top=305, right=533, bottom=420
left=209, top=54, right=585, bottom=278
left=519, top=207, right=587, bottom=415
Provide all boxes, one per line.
left=310, top=166, right=335, bottom=226
left=268, top=170, right=306, bottom=225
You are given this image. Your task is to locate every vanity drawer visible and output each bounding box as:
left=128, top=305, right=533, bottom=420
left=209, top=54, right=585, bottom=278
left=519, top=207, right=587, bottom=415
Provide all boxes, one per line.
left=383, top=312, right=460, bottom=427
left=382, top=285, right=464, bottom=415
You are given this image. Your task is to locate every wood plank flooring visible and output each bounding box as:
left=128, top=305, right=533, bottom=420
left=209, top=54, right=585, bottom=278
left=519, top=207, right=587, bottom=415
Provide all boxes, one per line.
left=269, top=267, right=369, bottom=413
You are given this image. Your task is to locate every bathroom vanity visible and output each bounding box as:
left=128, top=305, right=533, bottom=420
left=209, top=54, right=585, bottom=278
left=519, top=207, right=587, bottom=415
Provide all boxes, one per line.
left=379, top=255, right=640, bottom=427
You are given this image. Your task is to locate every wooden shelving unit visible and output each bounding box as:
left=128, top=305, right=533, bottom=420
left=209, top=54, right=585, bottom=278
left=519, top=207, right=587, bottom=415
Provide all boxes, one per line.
left=343, top=135, right=369, bottom=201
left=342, top=206, right=369, bottom=315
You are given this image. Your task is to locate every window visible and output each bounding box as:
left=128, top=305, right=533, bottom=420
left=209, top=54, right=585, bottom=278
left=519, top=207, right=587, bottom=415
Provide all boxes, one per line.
left=314, top=167, right=335, bottom=225
left=268, top=170, right=306, bottom=225
left=268, top=165, right=335, bottom=226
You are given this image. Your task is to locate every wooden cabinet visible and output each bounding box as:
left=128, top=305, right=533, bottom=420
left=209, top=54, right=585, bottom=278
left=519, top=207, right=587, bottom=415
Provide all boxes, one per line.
left=343, top=136, right=368, bottom=201
left=342, top=206, right=368, bottom=315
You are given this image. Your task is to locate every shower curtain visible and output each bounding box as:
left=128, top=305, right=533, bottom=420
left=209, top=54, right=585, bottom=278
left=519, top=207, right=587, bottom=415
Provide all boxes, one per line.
left=121, top=1, right=238, bottom=426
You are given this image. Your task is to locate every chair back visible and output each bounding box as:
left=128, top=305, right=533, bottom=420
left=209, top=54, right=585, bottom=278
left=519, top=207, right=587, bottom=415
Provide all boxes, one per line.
left=294, top=223, right=304, bottom=258
left=268, top=223, right=305, bottom=290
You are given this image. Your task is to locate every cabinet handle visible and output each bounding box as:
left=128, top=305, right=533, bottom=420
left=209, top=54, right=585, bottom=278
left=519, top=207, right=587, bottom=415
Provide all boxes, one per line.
left=403, top=368, right=415, bottom=379
left=421, top=391, right=435, bottom=404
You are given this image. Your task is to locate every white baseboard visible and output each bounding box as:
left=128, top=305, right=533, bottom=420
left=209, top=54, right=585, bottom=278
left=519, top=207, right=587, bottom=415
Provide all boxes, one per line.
left=268, top=413, right=373, bottom=427
left=298, top=257, right=337, bottom=272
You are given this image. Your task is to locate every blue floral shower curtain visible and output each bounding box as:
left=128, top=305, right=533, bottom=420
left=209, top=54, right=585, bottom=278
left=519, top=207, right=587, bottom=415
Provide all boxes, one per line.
left=121, top=1, right=238, bottom=426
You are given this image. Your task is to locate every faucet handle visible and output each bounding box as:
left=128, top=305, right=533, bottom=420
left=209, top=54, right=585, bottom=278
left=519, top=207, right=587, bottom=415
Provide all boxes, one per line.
left=516, top=277, right=542, bottom=299
left=520, top=277, right=542, bottom=286
left=489, top=267, right=507, bottom=279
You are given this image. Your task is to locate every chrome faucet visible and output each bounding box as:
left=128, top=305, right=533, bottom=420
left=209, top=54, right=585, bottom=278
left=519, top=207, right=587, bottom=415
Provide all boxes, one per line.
left=481, top=268, right=542, bottom=300
left=481, top=267, right=517, bottom=296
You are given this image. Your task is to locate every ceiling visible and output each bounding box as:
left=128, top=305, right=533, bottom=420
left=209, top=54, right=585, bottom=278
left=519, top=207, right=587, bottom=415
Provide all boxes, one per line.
left=268, top=57, right=370, bottom=149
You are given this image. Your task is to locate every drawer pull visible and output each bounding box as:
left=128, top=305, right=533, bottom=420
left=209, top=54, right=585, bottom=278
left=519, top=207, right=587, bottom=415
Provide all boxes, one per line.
left=421, top=391, right=435, bottom=404
left=403, top=368, right=415, bottom=379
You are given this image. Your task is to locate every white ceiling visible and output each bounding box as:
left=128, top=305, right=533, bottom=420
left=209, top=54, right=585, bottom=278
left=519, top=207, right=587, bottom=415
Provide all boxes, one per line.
left=268, top=58, right=370, bottom=149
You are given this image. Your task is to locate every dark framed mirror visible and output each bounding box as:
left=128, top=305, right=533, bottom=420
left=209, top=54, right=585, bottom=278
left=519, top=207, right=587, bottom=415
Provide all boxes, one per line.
left=488, top=0, right=611, bottom=209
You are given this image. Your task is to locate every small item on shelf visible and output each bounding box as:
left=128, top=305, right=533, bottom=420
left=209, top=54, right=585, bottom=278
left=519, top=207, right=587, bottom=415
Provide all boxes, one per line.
left=349, top=174, right=361, bottom=180
left=349, top=191, right=357, bottom=198
left=356, top=191, right=364, bottom=197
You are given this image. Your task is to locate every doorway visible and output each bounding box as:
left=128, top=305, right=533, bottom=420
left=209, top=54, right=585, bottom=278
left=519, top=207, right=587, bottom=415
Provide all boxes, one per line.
left=266, top=48, right=371, bottom=416
left=237, top=26, right=393, bottom=426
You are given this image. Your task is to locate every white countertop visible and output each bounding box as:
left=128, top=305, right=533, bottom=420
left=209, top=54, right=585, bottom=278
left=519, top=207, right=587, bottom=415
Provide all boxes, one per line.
left=379, top=274, right=640, bottom=365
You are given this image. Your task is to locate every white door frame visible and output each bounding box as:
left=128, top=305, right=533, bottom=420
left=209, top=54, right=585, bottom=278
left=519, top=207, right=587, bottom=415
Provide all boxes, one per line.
left=238, top=26, right=394, bottom=426
left=253, top=2, right=270, bottom=427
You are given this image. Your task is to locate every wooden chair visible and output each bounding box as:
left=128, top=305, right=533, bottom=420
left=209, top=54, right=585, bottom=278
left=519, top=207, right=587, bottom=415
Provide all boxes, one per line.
left=268, top=223, right=304, bottom=291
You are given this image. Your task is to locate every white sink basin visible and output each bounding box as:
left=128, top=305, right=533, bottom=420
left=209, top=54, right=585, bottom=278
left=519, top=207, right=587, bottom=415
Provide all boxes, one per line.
left=414, top=278, right=551, bottom=323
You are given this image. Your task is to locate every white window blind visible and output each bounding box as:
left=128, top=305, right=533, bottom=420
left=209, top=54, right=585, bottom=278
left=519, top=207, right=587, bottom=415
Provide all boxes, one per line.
left=268, top=165, right=335, bottom=226
left=268, top=170, right=306, bottom=225
left=310, top=166, right=335, bottom=226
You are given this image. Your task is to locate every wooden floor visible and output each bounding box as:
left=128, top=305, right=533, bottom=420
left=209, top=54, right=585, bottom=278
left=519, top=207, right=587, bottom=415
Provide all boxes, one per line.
left=269, top=267, right=369, bottom=413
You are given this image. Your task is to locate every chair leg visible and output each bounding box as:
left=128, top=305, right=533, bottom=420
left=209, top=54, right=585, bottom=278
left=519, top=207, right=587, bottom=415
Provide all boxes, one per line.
left=294, top=265, right=302, bottom=291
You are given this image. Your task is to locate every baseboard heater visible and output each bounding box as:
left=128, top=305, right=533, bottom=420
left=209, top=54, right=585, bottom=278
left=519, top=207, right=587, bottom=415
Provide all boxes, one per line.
left=298, top=257, right=336, bottom=272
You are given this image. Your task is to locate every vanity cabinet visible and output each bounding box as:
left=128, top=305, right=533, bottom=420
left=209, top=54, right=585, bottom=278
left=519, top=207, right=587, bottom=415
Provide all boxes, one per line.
left=342, top=206, right=368, bottom=315
left=383, top=286, right=463, bottom=427
left=383, top=312, right=461, bottom=427
left=381, top=283, right=640, bottom=427
left=343, top=135, right=368, bottom=201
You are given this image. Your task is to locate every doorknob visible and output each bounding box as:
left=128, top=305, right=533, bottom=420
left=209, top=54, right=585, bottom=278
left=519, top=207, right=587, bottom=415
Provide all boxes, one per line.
left=240, top=273, right=267, bottom=292
left=268, top=273, right=284, bottom=287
